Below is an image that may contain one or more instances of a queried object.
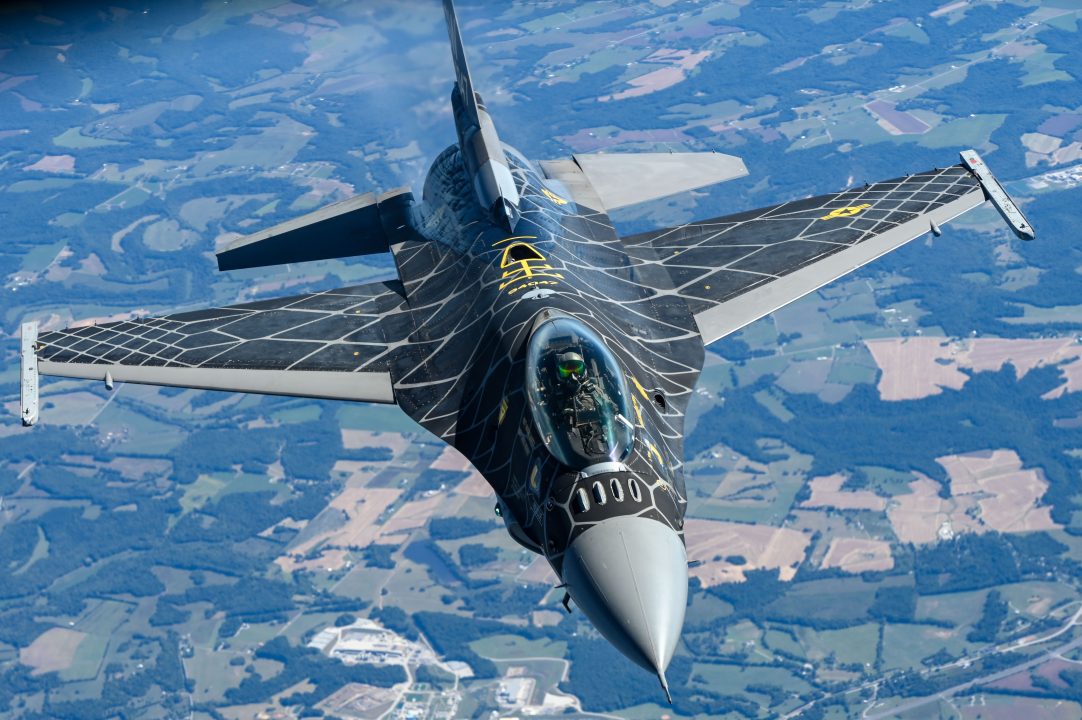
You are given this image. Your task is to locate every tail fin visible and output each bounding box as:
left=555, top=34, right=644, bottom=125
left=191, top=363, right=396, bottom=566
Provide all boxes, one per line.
left=440, top=0, right=521, bottom=231
left=443, top=0, right=480, bottom=127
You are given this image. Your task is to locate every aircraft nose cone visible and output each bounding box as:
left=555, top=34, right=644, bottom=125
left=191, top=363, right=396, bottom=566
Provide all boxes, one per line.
left=561, top=515, right=687, bottom=681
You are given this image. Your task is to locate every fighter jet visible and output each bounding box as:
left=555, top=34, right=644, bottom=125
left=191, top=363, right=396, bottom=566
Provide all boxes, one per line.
left=18, top=0, right=1035, bottom=701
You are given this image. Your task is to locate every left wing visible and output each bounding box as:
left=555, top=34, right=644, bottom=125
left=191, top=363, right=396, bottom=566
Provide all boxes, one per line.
left=621, top=151, right=1033, bottom=346
left=20, top=280, right=409, bottom=425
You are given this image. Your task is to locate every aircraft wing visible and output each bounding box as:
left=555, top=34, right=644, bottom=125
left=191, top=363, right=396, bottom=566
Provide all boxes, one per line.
left=540, top=151, right=747, bottom=212
left=20, top=280, right=409, bottom=425
left=621, top=152, right=1033, bottom=346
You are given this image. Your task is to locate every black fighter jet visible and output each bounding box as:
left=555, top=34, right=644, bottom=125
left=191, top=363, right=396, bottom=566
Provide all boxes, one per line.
left=18, top=0, right=1035, bottom=701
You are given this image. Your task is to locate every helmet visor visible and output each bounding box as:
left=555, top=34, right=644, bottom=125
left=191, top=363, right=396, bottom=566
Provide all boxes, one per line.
left=558, top=357, right=585, bottom=378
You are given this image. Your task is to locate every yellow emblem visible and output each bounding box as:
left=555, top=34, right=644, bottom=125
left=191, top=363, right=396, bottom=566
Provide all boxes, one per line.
left=541, top=187, right=568, bottom=206
left=498, top=241, right=563, bottom=295
left=820, top=203, right=871, bottom=221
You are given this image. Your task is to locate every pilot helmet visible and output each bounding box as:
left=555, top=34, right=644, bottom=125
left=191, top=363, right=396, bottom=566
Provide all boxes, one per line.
left=557, top=351, right=586, bottom=379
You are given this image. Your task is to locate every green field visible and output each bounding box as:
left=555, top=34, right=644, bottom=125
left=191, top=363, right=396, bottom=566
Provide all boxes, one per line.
left=93, top=403, right=185, bottom=455
left=53, top=126, right=125, bottom=148
left=179, top=472, right=289, bottom=518
left=916, top=588, right=989, bottom=628
left=880, top=622, right=969, bottom=671
left=690, top=663, right=812, bottom=702
left=768, top=578, right=878, bottom=623
left=271, top=404, right=323, bottom=424
left=337, top=404, right=422, bottom=433
left=470, top=634, right=567, bottom=660
left=58, top=600, right=132, bottom=682
left=12, top=526, right=49, bottom=576
left=185, top=647, right=250, bottom=702
left=799, top=624, right=879, bottom=667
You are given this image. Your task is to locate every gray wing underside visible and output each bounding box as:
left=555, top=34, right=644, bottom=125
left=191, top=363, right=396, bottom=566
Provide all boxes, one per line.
left=540, top=152, right=747, bottom=212
left=32, top=280, right=410, bottom=403
left=621, top=164, right=987, bottom=346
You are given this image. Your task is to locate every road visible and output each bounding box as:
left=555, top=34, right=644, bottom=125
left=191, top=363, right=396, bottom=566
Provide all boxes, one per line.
left=784, top=604, right=1082, bottom=720
left=865, top=631, right=1082, bottom=719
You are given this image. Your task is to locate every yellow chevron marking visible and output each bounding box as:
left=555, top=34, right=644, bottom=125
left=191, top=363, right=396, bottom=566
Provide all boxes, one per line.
left=493, top=234, right=538, bottom=246
left=498, top=398, right=509, bottom=425
left=541, top=187, right=568, bottom=206
left=820, top=203, right=871, bottom=221
left=498, top=241, right=562, bottom=293
left=630, top=375, right=651, bottom=402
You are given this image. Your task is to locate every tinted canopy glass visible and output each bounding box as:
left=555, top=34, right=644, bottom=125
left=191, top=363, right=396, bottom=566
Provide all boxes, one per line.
left=526, top=317, right=634, bottom=469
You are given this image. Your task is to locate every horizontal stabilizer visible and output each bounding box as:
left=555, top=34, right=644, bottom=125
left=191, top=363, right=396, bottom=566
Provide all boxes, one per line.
left=540, top=152, right=747, bottom=212
left=216, top=188, right=411, bottom=271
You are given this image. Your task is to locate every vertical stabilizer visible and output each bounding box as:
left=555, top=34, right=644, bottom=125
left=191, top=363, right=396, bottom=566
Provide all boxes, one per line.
left=443, top=0, right=480, bottom=128
left=442, top=0, right=521, bottom=231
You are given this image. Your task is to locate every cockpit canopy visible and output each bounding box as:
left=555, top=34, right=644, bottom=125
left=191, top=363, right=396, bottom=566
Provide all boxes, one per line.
left=526, top=317, right=635, bottom=469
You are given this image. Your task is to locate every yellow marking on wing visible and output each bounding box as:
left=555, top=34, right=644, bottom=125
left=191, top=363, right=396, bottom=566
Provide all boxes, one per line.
left=541, top=187, right=568, bottom=206
left=630, top=375, right=651, bottom=402
left=498, top=398, right=509, bottom=425
left=644, top=438, right=664, bottom=466
left=631, top=395, right=645, bottom=428
left=819, top=203, right=871, bottom=221
left=493, top=235, right=538, bottom=246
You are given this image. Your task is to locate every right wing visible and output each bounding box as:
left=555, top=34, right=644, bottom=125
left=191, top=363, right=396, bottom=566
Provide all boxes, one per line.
left=621, top=151, right=1033, bottom=346
left=21, top=280, right=410, bottom=424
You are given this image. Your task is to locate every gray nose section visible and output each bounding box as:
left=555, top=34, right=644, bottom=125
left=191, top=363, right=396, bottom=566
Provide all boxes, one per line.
left=561, top=515, right=687, bottom=680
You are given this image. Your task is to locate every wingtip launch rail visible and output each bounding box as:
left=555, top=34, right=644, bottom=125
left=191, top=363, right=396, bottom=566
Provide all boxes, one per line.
left=20, top=321, right=38, bottom=427
left=960, top=148, right=1035, bottom=241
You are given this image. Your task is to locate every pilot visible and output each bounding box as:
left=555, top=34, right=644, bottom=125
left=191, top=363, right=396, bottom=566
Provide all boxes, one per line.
left=557, top=351, right=604, bottom=411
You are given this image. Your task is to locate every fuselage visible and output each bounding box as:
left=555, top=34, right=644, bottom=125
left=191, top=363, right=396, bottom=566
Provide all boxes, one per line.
left=388, top=140, right=706, bottom=683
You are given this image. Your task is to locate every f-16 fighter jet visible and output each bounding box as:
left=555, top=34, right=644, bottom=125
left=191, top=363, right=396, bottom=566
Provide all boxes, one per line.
left=19, top=0, right=1035, bottom=701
